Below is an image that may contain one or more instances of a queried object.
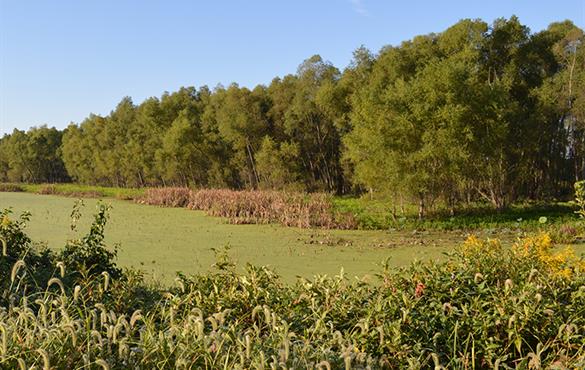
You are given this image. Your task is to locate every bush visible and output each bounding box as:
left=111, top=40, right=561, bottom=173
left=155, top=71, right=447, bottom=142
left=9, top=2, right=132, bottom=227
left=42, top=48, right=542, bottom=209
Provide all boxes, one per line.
left=0, top=204, right=121, bottom=303
left=59, top=203, right=122, bottom=280
left=0, top=209, right=55, bottom=303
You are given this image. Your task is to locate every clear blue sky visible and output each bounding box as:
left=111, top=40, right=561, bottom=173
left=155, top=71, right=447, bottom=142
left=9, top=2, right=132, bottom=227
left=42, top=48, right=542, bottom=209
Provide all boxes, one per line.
left=1, top=0, right=584, bottom=135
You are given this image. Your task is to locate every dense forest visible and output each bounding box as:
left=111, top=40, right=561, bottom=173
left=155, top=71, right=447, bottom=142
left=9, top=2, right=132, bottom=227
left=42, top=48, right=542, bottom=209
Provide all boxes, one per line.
left=1, top=17, right=584, bottom=211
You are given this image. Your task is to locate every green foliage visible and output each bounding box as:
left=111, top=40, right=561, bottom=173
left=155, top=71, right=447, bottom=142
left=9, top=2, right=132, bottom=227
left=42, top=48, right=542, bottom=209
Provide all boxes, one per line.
left=574, top=180, right=585, bottom=218
left=0, top=126, right=69, bottom=183
left=0, top=209, right=57, bottom=302
left=60, top=203, right=121, bottom=280
left=1, top=17, right=584, bottom=213
left=255, top=137, right=302, bottom=190
left=15, top=183, right=145, bottom=199
left=344, top=17, right=585, bottom=212
left=1, top=210, right=584, bottom=368
left=334, top=196, right=585, bottom=233
left=0, top=204, right=121, bottom=307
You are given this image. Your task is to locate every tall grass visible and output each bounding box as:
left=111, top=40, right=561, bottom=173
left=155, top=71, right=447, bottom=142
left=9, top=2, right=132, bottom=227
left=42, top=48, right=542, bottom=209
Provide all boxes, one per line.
left=1, top=207, right=584, bottom=368
left=138, top=187, right=192, bottom=207
left=0, top=182, right=145, bottom=200
left=139, top=188, right=357, bottom=229
left=334, top=196, right=582, bottom=232
left=0, top=183, right=23, bottom=192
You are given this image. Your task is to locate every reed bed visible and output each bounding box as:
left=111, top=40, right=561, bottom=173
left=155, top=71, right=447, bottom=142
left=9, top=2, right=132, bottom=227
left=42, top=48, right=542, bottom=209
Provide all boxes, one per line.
left=139, top=188, right=357, bottom=229
left=138, top=187, right=192, bottom=207
left=35, top=184, right=103, bottom=198
left=0, top=183, right=23, bottom=192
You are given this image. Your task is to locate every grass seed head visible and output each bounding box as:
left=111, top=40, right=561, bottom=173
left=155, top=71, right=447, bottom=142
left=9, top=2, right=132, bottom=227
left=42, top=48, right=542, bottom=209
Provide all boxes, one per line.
left=11, top=260, right=26, bottom=283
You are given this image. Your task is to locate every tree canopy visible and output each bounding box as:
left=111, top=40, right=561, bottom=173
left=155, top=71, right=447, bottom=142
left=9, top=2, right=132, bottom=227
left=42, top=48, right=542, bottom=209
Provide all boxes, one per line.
left=1, top=17, right=583, bottom=212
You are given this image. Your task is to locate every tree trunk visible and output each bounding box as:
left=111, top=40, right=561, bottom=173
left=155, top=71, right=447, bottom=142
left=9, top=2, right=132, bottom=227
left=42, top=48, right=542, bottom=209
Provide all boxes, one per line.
left=245, top=139, right=259, bottom=189
left=418, top=193, right=425, bottom=221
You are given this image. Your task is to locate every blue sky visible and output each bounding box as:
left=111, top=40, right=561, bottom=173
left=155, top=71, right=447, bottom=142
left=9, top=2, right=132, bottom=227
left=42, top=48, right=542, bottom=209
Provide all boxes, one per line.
left=1, top=0, right=584, bottom=135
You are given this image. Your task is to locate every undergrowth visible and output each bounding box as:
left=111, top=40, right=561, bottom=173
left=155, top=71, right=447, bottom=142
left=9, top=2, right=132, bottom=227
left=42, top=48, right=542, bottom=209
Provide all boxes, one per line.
left=0, top=206, right=584, bottom=369
left=334, top=197, right=584, bottom=233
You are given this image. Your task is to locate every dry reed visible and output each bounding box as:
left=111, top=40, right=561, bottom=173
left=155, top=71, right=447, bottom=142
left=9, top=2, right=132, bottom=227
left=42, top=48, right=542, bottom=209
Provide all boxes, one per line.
left=138, top=188, right=356, bottom=229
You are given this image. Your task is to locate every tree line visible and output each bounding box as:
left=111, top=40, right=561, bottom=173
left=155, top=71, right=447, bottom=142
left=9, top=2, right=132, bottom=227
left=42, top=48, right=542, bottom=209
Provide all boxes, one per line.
left=1, top=17, right=584, bottom=213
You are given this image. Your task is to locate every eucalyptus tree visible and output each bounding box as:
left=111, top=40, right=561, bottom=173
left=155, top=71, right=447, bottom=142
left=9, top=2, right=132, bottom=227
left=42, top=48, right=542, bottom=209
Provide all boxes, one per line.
left=255, top=136, right=302, bottom=190
left=0, top=126, right=67, bottom=183
left=4, top=16, right=585, bottom=212
left=213, top=84, right=270, bottom=188
left=278, top=55, right=346, bottom=192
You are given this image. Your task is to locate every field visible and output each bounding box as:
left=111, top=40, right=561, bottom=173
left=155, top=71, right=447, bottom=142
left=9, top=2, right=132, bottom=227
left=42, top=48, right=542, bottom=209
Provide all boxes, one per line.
left=3, top=10, right=585, bottom=368
left=2, top=198, right=584, bottom=368
left=2, top=190, right=585, bottom=368
left=0, top=191, right=470, bottom=283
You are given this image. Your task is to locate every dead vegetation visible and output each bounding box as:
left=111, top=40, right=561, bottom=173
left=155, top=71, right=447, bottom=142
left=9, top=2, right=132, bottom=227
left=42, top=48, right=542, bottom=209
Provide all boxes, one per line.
left=138, top=187, right=356, bottom=229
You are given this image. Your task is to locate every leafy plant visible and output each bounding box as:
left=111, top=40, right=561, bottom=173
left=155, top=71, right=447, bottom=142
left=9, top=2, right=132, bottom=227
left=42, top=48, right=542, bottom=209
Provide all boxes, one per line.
left=60, top=203, right=121, bottom=280
left=1, top=207, right=584, bottom=368
left=574, top=180, right=585, bottom=219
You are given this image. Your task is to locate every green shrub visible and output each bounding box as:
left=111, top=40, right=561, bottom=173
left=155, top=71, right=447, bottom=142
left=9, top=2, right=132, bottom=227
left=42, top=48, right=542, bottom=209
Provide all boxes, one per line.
left=59, top=203, right=122, bottom=280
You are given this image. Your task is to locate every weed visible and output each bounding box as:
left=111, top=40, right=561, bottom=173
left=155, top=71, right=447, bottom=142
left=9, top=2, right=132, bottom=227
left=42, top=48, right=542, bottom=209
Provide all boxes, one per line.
left=0, top=207, right=584, bottom=368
